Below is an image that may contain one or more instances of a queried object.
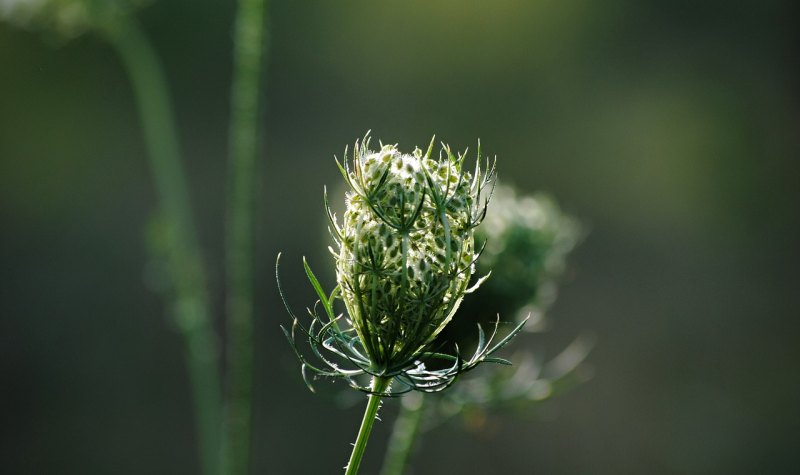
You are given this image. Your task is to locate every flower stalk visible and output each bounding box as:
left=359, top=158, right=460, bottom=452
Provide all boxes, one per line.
left=221, top=0, right=268, bottom=473
left=345, top=376, right=392, bottom=475
left=378, top=394, right=426, bottom=475
left=103, top=17, right=221, bottom=475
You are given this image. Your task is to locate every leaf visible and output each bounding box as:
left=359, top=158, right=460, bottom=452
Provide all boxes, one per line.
left=303, top=257, right=338, bottom=329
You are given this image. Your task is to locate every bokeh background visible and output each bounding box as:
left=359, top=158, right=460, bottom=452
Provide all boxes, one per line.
left=2, top=0, right=798, bottom=474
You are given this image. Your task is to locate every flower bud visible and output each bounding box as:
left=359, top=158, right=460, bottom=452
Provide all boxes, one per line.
left=474, top=184, right=581, bottom=324
left=333, top=136, right=492, bottom=372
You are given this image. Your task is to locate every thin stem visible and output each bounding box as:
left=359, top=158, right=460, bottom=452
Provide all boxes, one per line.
left=346, top=377, right=392, bottom=475
left=222, top=0, right=268, bottom=473
left=104, top=18, right=221, bottom=475
left=379, top=393, right=427, bottom=475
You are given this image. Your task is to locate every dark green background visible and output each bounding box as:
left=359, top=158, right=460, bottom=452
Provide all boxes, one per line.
left=1, top=1, right=798, bottom=473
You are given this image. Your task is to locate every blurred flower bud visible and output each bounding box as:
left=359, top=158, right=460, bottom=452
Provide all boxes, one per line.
left=0, top=0, right=147, bottom=37
left=475, top=184, right=581, bottom=325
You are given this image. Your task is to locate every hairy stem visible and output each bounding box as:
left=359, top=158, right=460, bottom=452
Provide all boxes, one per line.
left=379, top=393, right=427, bottom=475
left=104, top=18, right=221, bottom=475
left=222, top=0, right=268, bottom=473
left=346, top=377, right=392, bottom=475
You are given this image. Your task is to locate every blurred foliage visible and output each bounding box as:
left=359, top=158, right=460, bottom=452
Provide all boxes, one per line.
left=0, top=0, right=147, bottom=36
left=1, top=1, right=798, bottom=474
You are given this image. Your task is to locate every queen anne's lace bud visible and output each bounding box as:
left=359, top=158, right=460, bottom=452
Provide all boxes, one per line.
left=474, top=184, right=581, bottom=324
left=280, top=134, right=527, bottom=395
left=332, top=136, right=491, bottom=372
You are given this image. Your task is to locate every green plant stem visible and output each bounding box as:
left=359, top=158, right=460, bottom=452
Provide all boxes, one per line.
left=379, top=393, right=427, bottom=475
left=222, top=0, right=268, bottom=473
left=104, top=18, right=221, bottom=475
left=346, top=377, right=392, bottom=475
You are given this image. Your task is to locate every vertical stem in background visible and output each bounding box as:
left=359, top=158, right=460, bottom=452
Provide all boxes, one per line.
left=105, top=18, right=221, bottom=475
left=346, top=377, right=393, bottom=475
left=379, top=394, right=427, bottom=475
left=222, top=0, right=267, bottom=473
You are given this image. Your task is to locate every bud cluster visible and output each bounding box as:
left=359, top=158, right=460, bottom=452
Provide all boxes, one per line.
left=332, top=137, right=489, bottom=372
left=281, top=134, right=527, bottom=395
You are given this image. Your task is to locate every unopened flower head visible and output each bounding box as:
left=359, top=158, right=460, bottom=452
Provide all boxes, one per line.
left=475, top=184, right=581, bottom=324
left=280, top=134, right=528, bottom=395
left=332, top=135, right=492, bottom=372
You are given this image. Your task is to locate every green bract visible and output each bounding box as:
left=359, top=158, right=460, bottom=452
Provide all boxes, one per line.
left=280, top=134, right=528, bottom=395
